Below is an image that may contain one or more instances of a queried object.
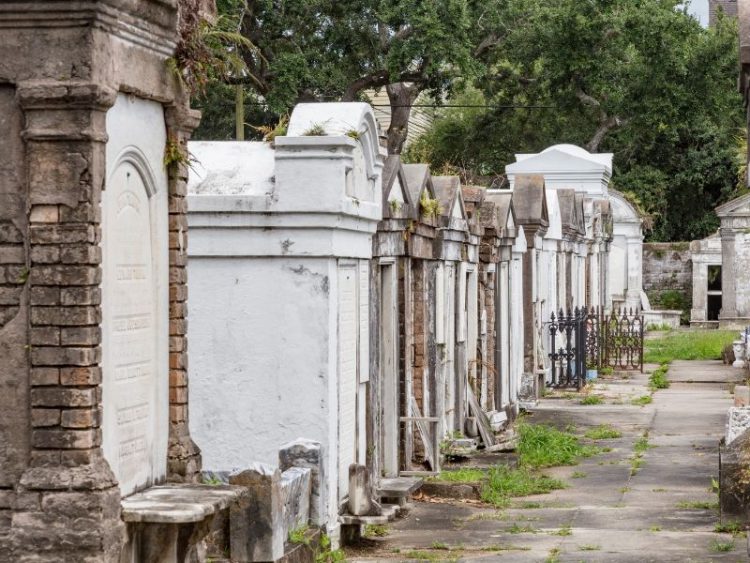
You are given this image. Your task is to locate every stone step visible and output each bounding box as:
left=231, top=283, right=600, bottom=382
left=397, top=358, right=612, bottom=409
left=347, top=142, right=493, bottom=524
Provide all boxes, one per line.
left=377, top=477, right=423, bottom=498
left=338, top=503, right=399, bottom=525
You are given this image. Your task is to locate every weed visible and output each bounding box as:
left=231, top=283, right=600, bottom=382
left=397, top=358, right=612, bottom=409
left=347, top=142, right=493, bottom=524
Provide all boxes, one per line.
left=579, top=544, right=600, bottom=551
left=363, top=524, right=390, bottom=538
left=630, top=457, right=645, bottom=476
left=288, top=524, right=309, bottom=545
left=580, top=394, right=604, bottom=405
left=649, top=525, right=661, bottom=532
left=571, top=471, right=587, bottom=479
left=508, top=523, right=536, bottom=534
left=515, top=501, right=542, bottom=509
left=649, top=363, right=671, bottom=391
left=345, top=129, right=361, bottom=140
left=584, top=424, right=622, bottom=440
left=653, top=488, right=668, bottom=492
left=710, top=539, right=735, bottom=552
left=419, top=191, right=441, bottom=219
left=631, top=395, right=653, bottom=406
left=403, top=550, right=441, bottom=562
left=599, top=366, right=614, bottom=376
left=647, top=323, right=673, bottom=331
left=545, top=547, right=561, bottom=563
left=715, top=521, right=744, bottom=535
left=550, top=525, right=572, bottom=536
left=677, top=500, right=719, bottom=510
left=164, top=135, right=189, bottom=169
left=480, top=465, right=566, bottom=507
left=479, top=544, right=531, bottom=551
left=252, top=115, right=289, bottom=142
left=434, top=467, right=485, bottom=483
left=431, top=542, right=449, bottom=550
left=634, top=435, right=652, bottom=454
left=302, top=123, right=326, bottom=136
left=389, top=199, right=402, bottom=214
left=517, top=423, right=603, bottom=468
left=619, top=487, right=630, bottom=493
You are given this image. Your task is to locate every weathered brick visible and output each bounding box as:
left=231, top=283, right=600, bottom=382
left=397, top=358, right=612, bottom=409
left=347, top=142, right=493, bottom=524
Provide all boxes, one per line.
left=169, top=266, right=186, bottom=284
left=168, top=198, right=187, bottom=214
left=59, top=202, right=99, bottom=223
left=60, top=326, right=100, bottom=346
left=60, top=449, right=97, bottom=467
left=29, top=205, right=59, bottom=223
left=59, top=366, right=101, bottom=386
left=169, top=284, right=187, bottom=302
left=31, top=346, right=100, bottom=367
left=169, top=249, right=187, bottom=266
left=29, top=450, right=61, bottom=467
left=60, top=286, right=100, bottom=306
left=169, top=318, right=187, bottom=336
left=0, top=245, right=26, bottom=264
left=32, top=428, right=98, bottom=449
left=60, top=245, right=101, bottom=265
left=170, top=404, right=187, bottom=423
left=30, top=224, right=95, bottom=245
left=0, top=286, right=23, bottom=306
left=30, top=286, right=60, bottom=306
left=14, top=492, right=41, bottom=511
left=30, top=368, right=60, bottom=386
left=2, top=265, right=28, bottom=285
left=169, top=386, right=188, bottom=404
left=169, top=336, right=185, bottom=353
left=0, top=223, right=23, bottom=244
left=30, top=265, right=100, bottom=286
left=30, top=327, right=61, bottom=346
left=169, top=301, right=186, bottom=318
left=169, top=369, right=187, bottom=387
left=32, top=408, right=61, bottom=427
left=31, top=387, right=96, bottom=408
left=29, top=245, right=60, bottom=264
left=169, top=214, right=188, bottom=231
left=31, top=306, right=99, bottom=326
left=0, top=490, right=14, bottom=509
left=169, top=352, right=187, bottom=370
left=60, top=408, right=98, bottom=429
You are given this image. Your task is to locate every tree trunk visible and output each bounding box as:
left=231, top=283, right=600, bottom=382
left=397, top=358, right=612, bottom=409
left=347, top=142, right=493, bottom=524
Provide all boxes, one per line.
left=386, top=82, right=419, bottom=155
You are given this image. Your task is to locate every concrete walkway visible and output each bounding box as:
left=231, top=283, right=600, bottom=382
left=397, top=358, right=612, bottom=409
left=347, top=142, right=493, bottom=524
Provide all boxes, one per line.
left=348, top=361, right=747, bottom=562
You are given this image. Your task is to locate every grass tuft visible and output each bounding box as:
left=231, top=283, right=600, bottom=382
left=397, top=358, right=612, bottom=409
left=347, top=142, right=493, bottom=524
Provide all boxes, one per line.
left=580, top=394, right=604, bottom=405
left=677, top=500, right=719, bottom=510
left=518, top=423, right=602, bottom=468
left=434, top=467, right=485, bottom=483
left=584, top=424, right=623, bottom=440
left=579, top=544, right=600, bottom=551
left=649, top=363, right=671, bottom=391
left=710, top=539, right=735, bottom=552
left=631, top=395, right=653, bottom=406
left=480, top=466, right=566, bottom=507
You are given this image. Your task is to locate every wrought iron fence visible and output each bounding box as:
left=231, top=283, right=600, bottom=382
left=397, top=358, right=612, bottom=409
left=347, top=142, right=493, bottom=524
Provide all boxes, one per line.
left=548, top=307, right=643, bottom=387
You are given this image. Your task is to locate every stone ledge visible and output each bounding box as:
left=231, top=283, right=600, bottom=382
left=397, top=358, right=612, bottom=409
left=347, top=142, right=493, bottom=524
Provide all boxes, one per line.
left=121, top=484, right=247, bottom=524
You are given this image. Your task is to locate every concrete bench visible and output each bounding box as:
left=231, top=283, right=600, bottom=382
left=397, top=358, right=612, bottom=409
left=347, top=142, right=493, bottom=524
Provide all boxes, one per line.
left=120, top=484, right=248, bottom=563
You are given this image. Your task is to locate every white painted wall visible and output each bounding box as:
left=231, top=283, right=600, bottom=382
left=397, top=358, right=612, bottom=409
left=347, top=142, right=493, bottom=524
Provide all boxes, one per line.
left=102, top=94, right=169, bottom=496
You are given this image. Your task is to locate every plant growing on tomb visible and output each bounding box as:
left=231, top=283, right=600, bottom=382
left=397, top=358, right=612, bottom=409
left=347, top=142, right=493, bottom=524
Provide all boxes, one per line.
left=346, top=129, right=362, bottom=141
left=252, top=114, right=289, bottom=143
left=420, top=191, right=441, bottom=219
left=302, top=123, right=327, bottom=136
left=389, top=199, right=402, bottom=214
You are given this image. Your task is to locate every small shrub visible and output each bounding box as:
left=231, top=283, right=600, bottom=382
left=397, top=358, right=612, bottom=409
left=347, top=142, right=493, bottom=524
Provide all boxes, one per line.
left=714, top=521, right=743, bottom=534
left=599, top=366, right=614, bottom=376
left=302, top=123, right=326, bottom=136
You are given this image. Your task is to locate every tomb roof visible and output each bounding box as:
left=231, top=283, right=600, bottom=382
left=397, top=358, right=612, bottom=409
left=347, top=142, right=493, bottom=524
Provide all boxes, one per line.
left=511, top=174, right=549, bottom=227
left=187, top=141, right=275, bottom=196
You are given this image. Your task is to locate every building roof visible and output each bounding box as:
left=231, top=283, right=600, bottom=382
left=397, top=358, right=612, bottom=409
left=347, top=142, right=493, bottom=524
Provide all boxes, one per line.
left=511, top=175, right=549, bottom=226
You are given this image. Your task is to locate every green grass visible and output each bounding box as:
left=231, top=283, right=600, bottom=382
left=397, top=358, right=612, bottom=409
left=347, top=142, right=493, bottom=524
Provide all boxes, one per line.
left=631, top=394, right=653, bottom=406
left=550, top=525, right=572, bottom=536
left=710, top=539, right=735, bottom=552
left=571, top=471, right=587, bottom=479
left=363, top=524, right=390, bottom=538
left=677, top=500, right=719, bottom=510
left=584, top=424, right=623, bottom=440
left=480, top=466, right=566, bottom=507
left=580, top=394, right=604, bottom=405
left=579, top=544, right=600, bottom=551
left=649, top=363, right=671, bottom=391
left=517, top=423, right=603, bottom=468
left=599, top=366, right=614, bottom=376
left=634, top=434, right=652, bottom=454
left=715, top=521, right=744, bottom=535
left=649, top=525, right=662, bottom=532
left=434, top=467, right=485, bottom=482
left=644, top=330, right=737, bottom=363
left=508, top=523, right=536, bottom=534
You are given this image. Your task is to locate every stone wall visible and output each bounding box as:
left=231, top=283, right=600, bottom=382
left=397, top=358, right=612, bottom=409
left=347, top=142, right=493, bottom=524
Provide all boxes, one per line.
left=642, top=242, right=692, bottom=313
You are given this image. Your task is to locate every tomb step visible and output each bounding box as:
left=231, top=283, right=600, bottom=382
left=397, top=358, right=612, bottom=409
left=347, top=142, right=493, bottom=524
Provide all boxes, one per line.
left=377, top=476, right=423, bottom=499
left=338, top=503, right=399, bottom=525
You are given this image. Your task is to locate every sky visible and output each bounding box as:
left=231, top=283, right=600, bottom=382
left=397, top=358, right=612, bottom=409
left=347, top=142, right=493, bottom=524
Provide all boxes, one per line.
left=685, top=0, right=709, bottom=26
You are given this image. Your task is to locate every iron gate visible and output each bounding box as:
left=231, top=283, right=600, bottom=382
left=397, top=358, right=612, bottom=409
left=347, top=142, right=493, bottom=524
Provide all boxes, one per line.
left=548, top=307, right=643, bottom=388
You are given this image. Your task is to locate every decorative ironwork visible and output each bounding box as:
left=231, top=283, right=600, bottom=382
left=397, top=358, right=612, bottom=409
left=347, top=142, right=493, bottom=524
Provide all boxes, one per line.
left=548, top=308, right=586, bottom=389
left=602, top=308, right=644, bottom=372
left=548, top=306, right=643, bottom=382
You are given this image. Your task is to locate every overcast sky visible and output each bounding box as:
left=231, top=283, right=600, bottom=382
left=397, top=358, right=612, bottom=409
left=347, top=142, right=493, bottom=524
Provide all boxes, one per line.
left=685, top=0, right=709, bottom=26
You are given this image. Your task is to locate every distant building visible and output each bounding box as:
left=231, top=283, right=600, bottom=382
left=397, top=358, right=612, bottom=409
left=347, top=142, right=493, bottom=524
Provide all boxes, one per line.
left=366, top=88, right=436, bottom=149
left=709, top=0, right=738, bottom=25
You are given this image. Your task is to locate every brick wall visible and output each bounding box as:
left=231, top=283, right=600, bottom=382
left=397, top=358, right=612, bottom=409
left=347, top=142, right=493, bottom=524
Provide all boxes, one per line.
left=642, top=242, right=692, bottom=312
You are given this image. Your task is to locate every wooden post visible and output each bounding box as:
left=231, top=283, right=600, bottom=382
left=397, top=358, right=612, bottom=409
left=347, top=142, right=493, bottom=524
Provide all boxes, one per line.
left=235, top=85, right=244, bottom=140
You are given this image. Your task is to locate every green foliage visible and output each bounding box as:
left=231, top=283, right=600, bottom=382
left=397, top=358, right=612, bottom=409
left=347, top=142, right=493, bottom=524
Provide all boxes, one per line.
left=634, top=435, right=652, bottom=455
left=434, top=467, right=486, bottom=483
left=631, top=395, right=653, bottom=406
left=644, top=330, right=738, bottom=363
left=419, top=190, right=441, bottom=218
left=710, top=539, right=735, bottom=552
left=677, top=500, right=719, bottom=510
left=517, top=424, right=602, bottom=468
left=579, top=544, right=600, bottom=551
left=715, top=521, right=745, bottom=535
left=579, top=394, right=603, bottom=406
left=584, top=425, right=622, bottom=440
left=302, top=123, right=327, bottom=136
left=251, top=115, right=289, bottom=143
left=363, top=524, right=390, bottom=538
left=288, top=524, right=309, bottom=545
left=480, top=466, right=566, bottom=507
left=410, top=3, right=744, bottom=242
left=649, top=364, right=671, bottom=391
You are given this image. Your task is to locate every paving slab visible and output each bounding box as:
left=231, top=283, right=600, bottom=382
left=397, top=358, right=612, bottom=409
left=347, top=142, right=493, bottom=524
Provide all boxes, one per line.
left=347, top=360, right=746, bottom=562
